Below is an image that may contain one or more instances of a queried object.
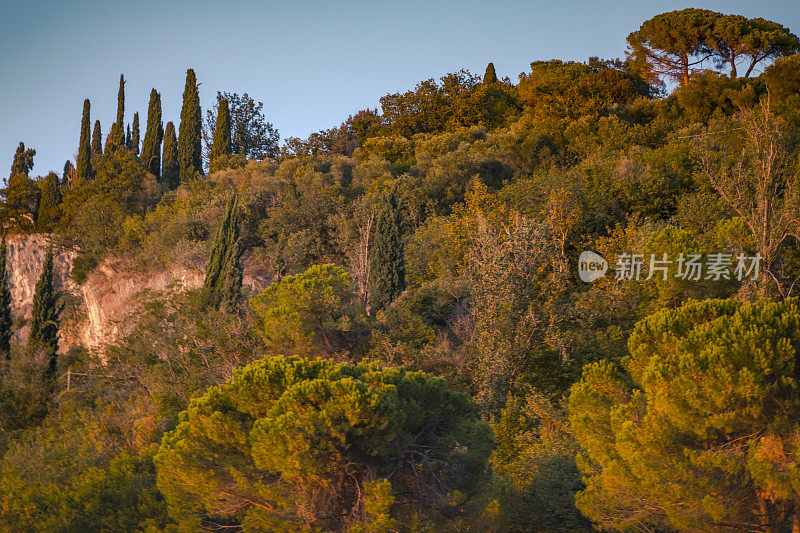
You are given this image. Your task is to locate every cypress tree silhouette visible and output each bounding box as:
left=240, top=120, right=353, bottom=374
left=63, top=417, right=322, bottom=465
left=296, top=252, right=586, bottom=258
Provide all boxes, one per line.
left=201, top=194, right=242, bottom=311
left=162, top=121, right=179, bottom=189
left=131, top=112, right=140, bottom=155
left=210, top=96, right=231, bottom=170
left=75, top=99, right=92, bottom=185
left=483, top=62, right=498, bottom=84
left=29, top=247, right=60, bottom=379
left=141, top=89, right=164, bottom=179
left=91, top=120, right=102, bottom=155
left=178, top=69, right=203, bottom=182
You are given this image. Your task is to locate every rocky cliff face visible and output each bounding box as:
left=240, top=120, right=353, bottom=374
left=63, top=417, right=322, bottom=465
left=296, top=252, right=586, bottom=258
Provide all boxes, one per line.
left=7, top=234, right=271, bottom=352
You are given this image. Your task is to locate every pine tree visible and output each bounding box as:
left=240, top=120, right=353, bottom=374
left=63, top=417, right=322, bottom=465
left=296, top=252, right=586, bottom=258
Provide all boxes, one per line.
left=36, top=172, right=61, bottom=231
left=91, top=120, right=102, bottom=155
left=131, top=112, right=140, bottom=155
left=368, top=188, right=406, bottom=310
left=10, top=142, right=35, bottom=176
left=210, top=96, right=231, bottom=171
left=162, top=122, right=179, bottom=189
left=178, top=69, right=202, bottom=182
left=483, top=62, right=498, bottom=84
left=29, top=247, right=59, bottom=379
left=75, top=99, right=92, bottom=185
left=0, top=235, right=12, bottom=361
left=201, top=194, right=242, bottom=311
left=141, top=89, right=164, bottom=179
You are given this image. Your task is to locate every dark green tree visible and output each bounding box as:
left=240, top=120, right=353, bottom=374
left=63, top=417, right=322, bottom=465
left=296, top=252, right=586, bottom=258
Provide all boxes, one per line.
left=125, top=124, right=131, bottom=148
left=209, top=96, right=231, bottom=171
left=201, top=194, right=242, bottom=311
left=91, top=120, right=102, bottom=155
left=75, top=99, right=92, bottom=185
left=130, top=112, right=140, bottom=155
left=177, top=69, right=202, bottom=182
left=62, top=160, right=74, bottom=187
left=4, top=143, right=40, bottom=230
left=161, top=121, right=178, bottom=189
left=107, top=74, right=126, bottom=151
left=369, top=188, right=406, bottom=310
left=141, top=89, right=163, bottom=179
left=0, top=235, right=12, bottom=360
left=10, top=142, right=35, bottom=176
left=36, top=172, right=61, bottom=231
left=484, top=62, right=498, bottom=84
left=29, top=247, right=59, bottom=379
left=204, top=91, right=279, bottom=160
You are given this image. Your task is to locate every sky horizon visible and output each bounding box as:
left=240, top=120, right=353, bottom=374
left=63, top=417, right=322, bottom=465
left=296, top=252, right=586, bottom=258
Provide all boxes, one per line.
left=1, top=0, right=799, bottom=180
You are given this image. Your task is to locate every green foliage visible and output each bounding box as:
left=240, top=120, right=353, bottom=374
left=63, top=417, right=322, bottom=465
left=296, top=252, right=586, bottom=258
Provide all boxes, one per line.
left=178, top=68, right=203, bottom=182
left=141, top=88, right=164, bottom=179
left=0, top=236, right=11, bottom=359
left=91, top=119, right=102, bottom=155
left=28, top=247, right=59, bottom=378
left=250, top=264, right=369, bottom=358
left=205, top=91, right=279, bottom=161
left=76, top=99, right=92, bottom=185
left=36, top=171, right=61, bottom=231
left=201, top=194, right=243, bottom=312
left=10, top=141, right=35, bottom=176
left=155, top=355, right=493, bottom=531
left=3, top=170, right=40, bottom=231
left=369, top=187, right=406, bottom=310
left=162, top=121, right=179, bottom=189
left=570, top=298, right=800, bottom=531
left=210, top=96, right=232, bottom=171
left=130, top=111, right=140, bottom=154
left=483, top=62, right=498, bottom=84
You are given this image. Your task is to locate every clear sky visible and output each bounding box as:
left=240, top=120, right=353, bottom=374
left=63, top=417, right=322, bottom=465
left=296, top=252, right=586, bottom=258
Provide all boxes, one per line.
left=1, top=0, right=798, bottom=179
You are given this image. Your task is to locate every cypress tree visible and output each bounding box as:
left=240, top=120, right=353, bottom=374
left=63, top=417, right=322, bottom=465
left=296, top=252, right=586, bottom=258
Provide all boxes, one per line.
left=368, top=188, right=406, bottom=310
left=62, top=160, right=74, bottom=187
left=107, top=74, right=125, bottom=151
left=36, top=172, right=61, bottom=231
left=75, top=99, right=92, bottom=185
left=178, top=68, right=203, bottom=182
left=162, top=122, right=179, bottom=189
left=210, top=96, right=231, bottom=170
left=91, top=120, right=102, bottom=155
left=483, top=62, right=498, bottom=84
left=0, top=235, right=12, bottom=361
left=131, top=112, right=140, bottom=155
left=29, top=247, right=59, bottom=379
left=201, top=194, right=242, bottom=311
left=10, top=142, right=35, bottom=176
left=141, top=89, right=164, bottom=179
left=126, top=124, right=132, bottom=149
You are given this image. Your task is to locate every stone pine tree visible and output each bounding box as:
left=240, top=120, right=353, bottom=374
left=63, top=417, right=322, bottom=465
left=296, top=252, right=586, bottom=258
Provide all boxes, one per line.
left=75, top=99, right=92, bottom=185
left=162, top=122, right=179, bottom=189
left=91, top=120, right=102, bottom=155
left=178, top=69, right=202, bottom=182
left=29, top=247, right=59, bottom=379
left=368, top=187, right=406, bottom=311
left=36, top=172, right=61, bottom=231
left=0, top=235, right=12, bottom=361
left=483, top=62, right=498, bottom=84
left=141, top=89, right=164, bottom=179
left=210, top=96, right=231, bottom=171
left=201, top=194, right=242, bottom=311
left=131, top=112, right=140, bottom=155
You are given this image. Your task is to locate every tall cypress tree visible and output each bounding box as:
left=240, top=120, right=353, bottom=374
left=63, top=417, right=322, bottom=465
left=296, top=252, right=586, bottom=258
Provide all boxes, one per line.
left=10, top=142, right=35, bottom=176
left=162, top=122, right=179, bottom=189
left=483, top=62, right=498, bottom=84
left=29, top=247, right=59, bottom=379
left=36, top=172, right=61, bottom=231
left=91, top=120, right=102, bottom=155
left=75, top=99, right=92, bottom=186
left=141, top=89, right=164, bottom=179
left=62, top=160, right=74, bottom=187
left=201, top=194, right=242, bottom=311
left=107, top=74, right=126, bottom=151
left=178, top=68, right=202, bottom=182
left=210, top=96, right=231, bottom=170
left=368, top=188, right=406, bottom=311
left=0, top=235, right=12, bottom=361
left=131, top=112, right=140, bottom=155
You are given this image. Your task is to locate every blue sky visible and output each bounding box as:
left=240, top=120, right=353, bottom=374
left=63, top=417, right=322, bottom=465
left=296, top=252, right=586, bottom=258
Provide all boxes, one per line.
left=1, top=0, right=798, bottom=178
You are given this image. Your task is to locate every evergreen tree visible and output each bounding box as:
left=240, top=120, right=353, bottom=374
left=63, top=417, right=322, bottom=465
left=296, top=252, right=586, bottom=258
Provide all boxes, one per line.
left=484, top=62, right=498, bottom=84
left=62, top=160, right=74, bottom=187
left=0, top=235, right=12, bottom=361
left=178, top=69, right=202, bottom=182
left=131, top=112, right=140, bottom=155
left=75, top=99, right=92, bottom=185
left=10, top=142, right=35, bottom=176
left=29, top=247, right=59, bottom=379
left=368, top=188, right=406, bottom=310
left=141, top=89, right=164, bottom=179
left=201, top=194, right=242, bottom=311
left=91, top=120, right=102, bottom=155
left=125, top=124, right=131, bottom=148
left=107, top=74, right=126, bottom=151
left=5, top=143, right=39, bottom=230
left=209, top=96, right=231, bottom=171
left=162, top=122, right=179, bottom=189
left=36, top=172, right=61, bottom=231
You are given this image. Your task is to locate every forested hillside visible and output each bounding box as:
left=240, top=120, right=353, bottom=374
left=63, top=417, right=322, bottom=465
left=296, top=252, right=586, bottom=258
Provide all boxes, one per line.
left=2, top=8, right=800, bottom=532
